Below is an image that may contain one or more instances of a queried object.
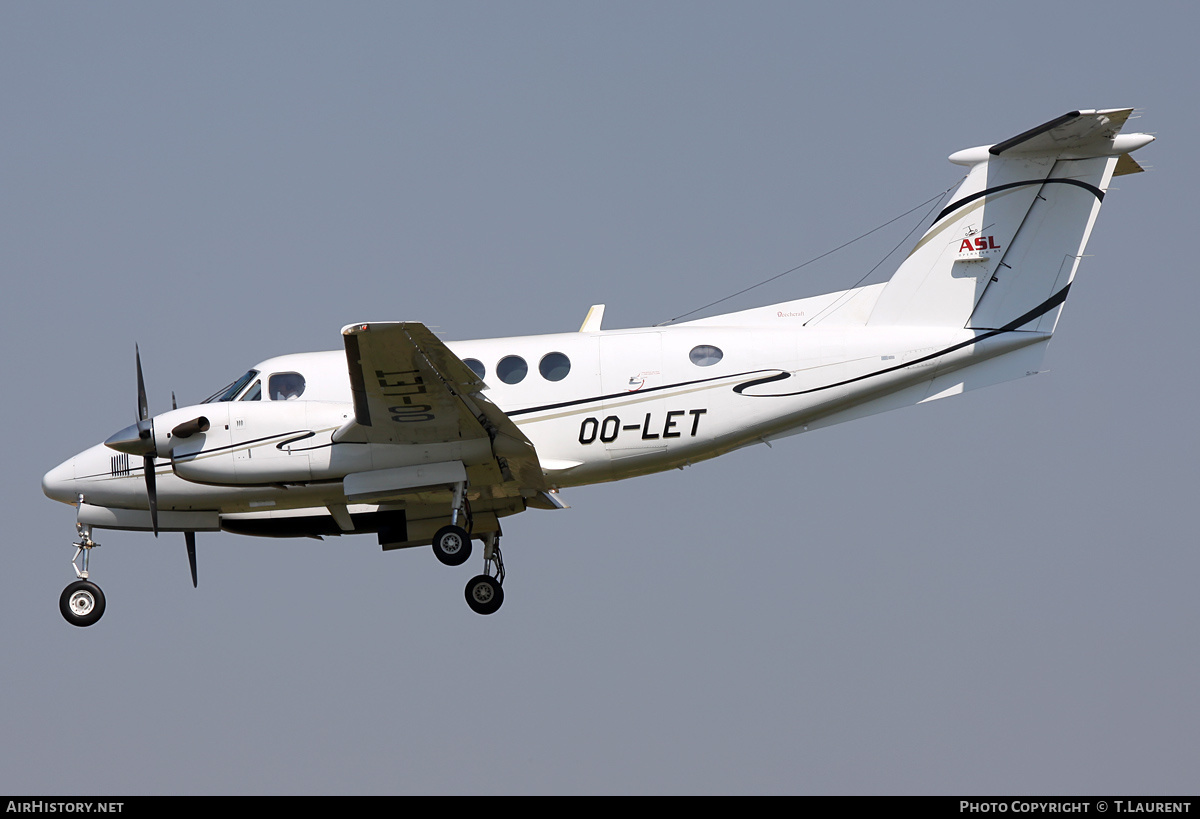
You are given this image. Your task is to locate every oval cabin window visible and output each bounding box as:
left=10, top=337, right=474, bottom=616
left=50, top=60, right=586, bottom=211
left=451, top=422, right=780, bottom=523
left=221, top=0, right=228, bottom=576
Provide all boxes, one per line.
left=689, top=345, right=723, bottom=367
left=463, top=358, right=486, bottom=380
left=538, top=352, right=571, bottom=382
left=496, top=355, right=528, bottom=384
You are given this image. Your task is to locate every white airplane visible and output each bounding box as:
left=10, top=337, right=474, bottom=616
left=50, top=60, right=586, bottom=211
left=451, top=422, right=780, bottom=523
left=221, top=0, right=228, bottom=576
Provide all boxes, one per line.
left=43, top=108, right=1154, bottom=625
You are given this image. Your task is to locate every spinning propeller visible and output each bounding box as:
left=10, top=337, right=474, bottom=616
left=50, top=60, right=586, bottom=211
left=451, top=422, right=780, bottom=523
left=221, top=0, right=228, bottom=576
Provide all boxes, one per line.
left=135, top=345, right=158, bottom=537
left=103, top=345, right=161, bottom=535
left=103, top=345, right=201, bottom=586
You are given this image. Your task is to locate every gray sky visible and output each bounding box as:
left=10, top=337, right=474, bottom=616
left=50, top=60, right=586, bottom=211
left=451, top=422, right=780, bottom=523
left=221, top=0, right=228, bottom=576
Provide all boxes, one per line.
left=2, top=1, right=1196, bottom=794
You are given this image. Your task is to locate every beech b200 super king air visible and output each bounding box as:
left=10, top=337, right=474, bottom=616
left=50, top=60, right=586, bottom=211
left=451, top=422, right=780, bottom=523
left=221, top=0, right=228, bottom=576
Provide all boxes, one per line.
left=43, top=108, right=1154, bottom=625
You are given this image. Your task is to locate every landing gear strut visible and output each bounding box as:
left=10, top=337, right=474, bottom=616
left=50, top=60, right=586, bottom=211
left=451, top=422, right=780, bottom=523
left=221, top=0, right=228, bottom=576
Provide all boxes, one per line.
left=61, top=519, right=105, bottom=627
left=465, top=532, right=505, bottom=615
left=428, top=484, right=507, bottom=614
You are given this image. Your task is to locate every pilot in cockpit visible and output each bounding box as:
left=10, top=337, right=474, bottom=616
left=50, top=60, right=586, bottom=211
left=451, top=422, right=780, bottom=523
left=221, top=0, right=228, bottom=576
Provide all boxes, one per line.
left=270, top=372, right=306, bottom=401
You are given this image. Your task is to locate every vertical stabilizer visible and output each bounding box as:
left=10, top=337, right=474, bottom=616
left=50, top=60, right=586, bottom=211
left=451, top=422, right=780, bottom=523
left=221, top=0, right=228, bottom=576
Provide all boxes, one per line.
left=867, top=109, right=1152, bottom=330
left=966, top=155, right=1116, bottom=332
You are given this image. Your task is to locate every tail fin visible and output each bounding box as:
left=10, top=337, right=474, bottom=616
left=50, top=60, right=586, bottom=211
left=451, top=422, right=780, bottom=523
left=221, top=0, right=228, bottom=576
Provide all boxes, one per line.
left=867, top=109, right=1153, bottom=329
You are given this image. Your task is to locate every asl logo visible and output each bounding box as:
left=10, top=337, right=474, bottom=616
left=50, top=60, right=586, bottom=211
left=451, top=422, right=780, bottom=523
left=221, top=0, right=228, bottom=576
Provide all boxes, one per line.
left=959, top=236, right=1000, bottom=253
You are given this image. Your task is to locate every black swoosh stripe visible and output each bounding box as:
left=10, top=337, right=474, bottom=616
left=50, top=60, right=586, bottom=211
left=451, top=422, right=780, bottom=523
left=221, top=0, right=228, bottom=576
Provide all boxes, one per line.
left=507, top=369, right=779, bottom=418
left=732, top=371, right=792, bottom=394
left=508, top=286, right=1071, bottom=417
left=732, top=284, right=1070, bottom=399
left=934, top=178, right=1103, bottom=225
left=274, top=431, right=335, bottom=452
left=171, top=429, right=312, bottom=462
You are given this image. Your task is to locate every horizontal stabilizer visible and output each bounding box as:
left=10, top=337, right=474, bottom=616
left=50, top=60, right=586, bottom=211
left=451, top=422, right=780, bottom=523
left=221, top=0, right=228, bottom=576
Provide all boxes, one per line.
left=945, top=109, right=1153, bottom=164
left=989, top=109, right=1133, bottom=157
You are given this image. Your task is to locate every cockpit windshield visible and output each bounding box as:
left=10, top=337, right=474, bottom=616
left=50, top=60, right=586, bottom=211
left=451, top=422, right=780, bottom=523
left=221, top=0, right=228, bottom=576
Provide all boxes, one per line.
left=202, top=370, right=259, bottom=404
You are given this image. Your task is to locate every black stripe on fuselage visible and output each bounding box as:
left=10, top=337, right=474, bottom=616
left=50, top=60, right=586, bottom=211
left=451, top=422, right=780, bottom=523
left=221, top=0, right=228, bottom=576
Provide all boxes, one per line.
left=170, top=429, right=313, bottom=462
left=506, top=369, right=779, bottom=418
left=733, top=284, right=1071, bottom=398
left=508, top=285, right=1070, bottom=418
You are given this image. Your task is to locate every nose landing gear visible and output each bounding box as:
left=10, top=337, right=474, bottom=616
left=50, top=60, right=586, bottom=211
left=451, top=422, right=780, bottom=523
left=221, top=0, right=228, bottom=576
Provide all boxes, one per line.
left=61, top=519, right=105, bottom=627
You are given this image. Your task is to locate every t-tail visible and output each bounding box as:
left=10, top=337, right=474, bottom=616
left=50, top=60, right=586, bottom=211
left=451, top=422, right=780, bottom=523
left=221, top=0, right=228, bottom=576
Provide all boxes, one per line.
left=866, top=109, right=1154, bottom=331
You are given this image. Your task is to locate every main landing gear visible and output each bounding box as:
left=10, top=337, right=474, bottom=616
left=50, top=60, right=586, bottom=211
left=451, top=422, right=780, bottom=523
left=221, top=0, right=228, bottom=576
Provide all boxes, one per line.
left=61, top=522, right=105, bottom=627
left=465, top=533, right=505, bottom=616
left=430, top=481, right=506, bottom=615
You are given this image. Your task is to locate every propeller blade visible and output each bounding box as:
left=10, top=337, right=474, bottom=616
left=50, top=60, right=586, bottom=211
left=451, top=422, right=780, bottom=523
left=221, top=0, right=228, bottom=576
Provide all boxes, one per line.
left=134, top=345, right=159, bottom=537
left=143, top=455, right=159, bottom=537
left=136, top=344, right=150, bottom=426
left=185, top=531, right=197, bottom=588
left=172, top=391, right=178, bottom=411
left=133, top=345, right=156, bottom=451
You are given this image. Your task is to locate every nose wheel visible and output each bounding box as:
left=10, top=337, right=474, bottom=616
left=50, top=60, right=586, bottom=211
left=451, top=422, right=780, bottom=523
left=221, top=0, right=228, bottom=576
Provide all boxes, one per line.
left=60, top=580, right=106, bottom=627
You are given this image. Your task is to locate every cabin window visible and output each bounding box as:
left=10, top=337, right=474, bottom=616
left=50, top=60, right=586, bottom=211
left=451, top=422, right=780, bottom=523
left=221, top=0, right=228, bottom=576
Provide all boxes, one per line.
left=539, top=352, right=571, bottom=382
left=463, top=358, right=486, bottom=380
left=203, top=370, right=259, bottom=403
left=689, top=345, right=724, bottom=367
left=496, top=355, right=528, bottom=384
left=269, top=372, right=306, bottom=400
left=240, top=381, right=261, bottom=401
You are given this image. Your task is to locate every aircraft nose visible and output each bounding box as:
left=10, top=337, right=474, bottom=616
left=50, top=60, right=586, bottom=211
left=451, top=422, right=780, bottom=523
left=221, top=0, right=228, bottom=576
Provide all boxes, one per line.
left=42, top=457, right=77, bottom=504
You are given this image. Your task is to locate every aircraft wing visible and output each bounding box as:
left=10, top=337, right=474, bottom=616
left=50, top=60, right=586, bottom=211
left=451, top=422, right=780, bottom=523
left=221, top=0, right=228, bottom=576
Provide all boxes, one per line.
left=338, top=321, right=547, bottom=495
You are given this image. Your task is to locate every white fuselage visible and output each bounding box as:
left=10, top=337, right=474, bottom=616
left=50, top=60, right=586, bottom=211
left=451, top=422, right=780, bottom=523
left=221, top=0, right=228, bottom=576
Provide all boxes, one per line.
left=40, top=107, right=1154, bottom=626
left=43, top=309, right=1047, bottom=528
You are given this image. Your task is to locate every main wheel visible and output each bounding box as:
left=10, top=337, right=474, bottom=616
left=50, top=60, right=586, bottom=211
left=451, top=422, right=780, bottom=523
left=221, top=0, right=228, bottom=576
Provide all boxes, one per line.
left=432, top=525, right=472, bottom=566
left=464, top=574, right=504, bottom=615
left=59, top=580, right=106, bottom=627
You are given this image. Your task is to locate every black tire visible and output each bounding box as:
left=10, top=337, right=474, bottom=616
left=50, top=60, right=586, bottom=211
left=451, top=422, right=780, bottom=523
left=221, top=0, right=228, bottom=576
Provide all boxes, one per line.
left=432, top=525, right=472, bottom=566
left=464, top=574, right=504, bottom=615
left=59, top=580, right=106, bottom=627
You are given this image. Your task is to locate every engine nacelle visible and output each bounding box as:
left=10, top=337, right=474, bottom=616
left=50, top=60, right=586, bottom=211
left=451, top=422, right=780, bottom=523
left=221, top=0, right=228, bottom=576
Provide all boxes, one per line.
left=170, top=402, right=346, bottom=485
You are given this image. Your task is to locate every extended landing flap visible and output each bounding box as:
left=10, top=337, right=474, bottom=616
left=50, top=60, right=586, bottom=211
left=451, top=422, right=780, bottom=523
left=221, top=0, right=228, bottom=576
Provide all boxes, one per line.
left=343, top=461, right=467, bottom=503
